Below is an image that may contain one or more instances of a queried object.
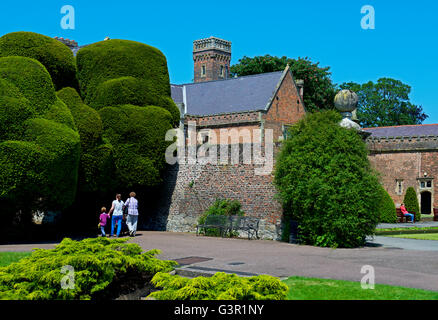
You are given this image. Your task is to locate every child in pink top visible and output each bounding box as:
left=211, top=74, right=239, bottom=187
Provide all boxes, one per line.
left=99, top=207, right=110, bottom=237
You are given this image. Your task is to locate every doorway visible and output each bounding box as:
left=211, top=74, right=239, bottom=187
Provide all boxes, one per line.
left=421, top=191, right=432, bottom=215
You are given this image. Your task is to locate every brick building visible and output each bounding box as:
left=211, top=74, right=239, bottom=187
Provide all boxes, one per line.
left=57, top=35, right=437, bottom=236
left=160, top=37, right=306, bottom=239
left=365, top=125, right=438, bottom=215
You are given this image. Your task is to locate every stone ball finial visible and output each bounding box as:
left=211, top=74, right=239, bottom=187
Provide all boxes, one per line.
left=334, top=89, right=358, bottom=113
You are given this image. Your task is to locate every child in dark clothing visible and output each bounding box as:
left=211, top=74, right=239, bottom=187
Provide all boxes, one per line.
left=99, top=207, right=110, bottom=237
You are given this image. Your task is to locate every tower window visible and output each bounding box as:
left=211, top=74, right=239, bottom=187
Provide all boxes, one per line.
left=201, top=65, right=206, bottom=77
left=220, top=65, right=224, bottom=77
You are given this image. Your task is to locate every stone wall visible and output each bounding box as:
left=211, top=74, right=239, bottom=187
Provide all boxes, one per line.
left=148, top=143, right=284, bottom=240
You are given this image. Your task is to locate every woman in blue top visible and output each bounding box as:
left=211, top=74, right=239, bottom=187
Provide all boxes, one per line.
left=109, top=194, right=124, bottom=237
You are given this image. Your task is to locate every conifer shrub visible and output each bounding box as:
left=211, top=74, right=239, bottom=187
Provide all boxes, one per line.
left=76, top=39, right=170, bottom=106
left=148, top=272, right=288, bottom=300
left=22, top=118, right=80, bottom=209
left=0, top=237, right=177, bottom=300
left=274, top=111, right=381, bottom=248
left=404, top=187, right=421, bottom=222
left=377, top=187, right=397, bottom=223
left=0, top=79, right=35, bottom=141
left=0, top=56, right=56, bottom=114
left=42, top=98, right=76, bottom=130
left=99, top=104, right=173, bottom=188
left=0, top=31, right=77, bottom=90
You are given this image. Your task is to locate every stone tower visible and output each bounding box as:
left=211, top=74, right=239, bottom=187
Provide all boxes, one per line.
left=193, top=36, right=231, bottom=83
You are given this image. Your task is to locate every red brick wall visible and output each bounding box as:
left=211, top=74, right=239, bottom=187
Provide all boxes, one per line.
left=367, top=136, right=438, bottom=213
left=263, top=71, right=306, bottom=140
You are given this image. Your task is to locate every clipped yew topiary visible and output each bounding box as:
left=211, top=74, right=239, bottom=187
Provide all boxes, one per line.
left=0, top=56, right=56, bottom=114
left=148, top=272, right=288, bottom=300
left=99, top=104, right=173, bottom=188
left=0, top=31, right=77, bottom=90
left=0, top=55, right=80, bottom=217
left=0, top=237, right=177, bottom=300
left=57, top=87, right=114, bottom=194
left=404, top=187, right=421, bottom=222
left=76, top=39, right=170, bottom=107
left=274, top=110, right=381, bottom=248
left=378, top=186, right=397, bottom=223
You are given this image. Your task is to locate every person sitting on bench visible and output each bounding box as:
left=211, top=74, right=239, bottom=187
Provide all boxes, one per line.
left=400, top=203, right=414, bottom=223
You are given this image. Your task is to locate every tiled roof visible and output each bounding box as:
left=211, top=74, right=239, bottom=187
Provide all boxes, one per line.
left=364, top=124, right=438, bottom=137
left=171, top=71, right=284, bottom=116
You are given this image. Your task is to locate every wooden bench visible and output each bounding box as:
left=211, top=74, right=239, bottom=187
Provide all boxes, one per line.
left=433, top=208, right=438, bottom=222
left=196, top=215, right=260, bottom=239
left=396, top=208, right=416, bottom=223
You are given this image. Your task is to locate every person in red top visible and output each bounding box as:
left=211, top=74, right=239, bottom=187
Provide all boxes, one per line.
left=400, top=203, right=414, bottom=223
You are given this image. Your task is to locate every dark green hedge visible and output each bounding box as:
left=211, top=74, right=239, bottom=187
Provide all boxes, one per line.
left=57, top=87, right=103, bottom=151
left=99, top=104, right=173, bottom=188
left=0, top=32, right=77, bottom=90
left=42, top=98, right=76, bottom=130
left=22, top=118, right=80, bottom=209
left=76, top=39, right=170, bottom=107
left=0, top=140, right=49, bottom=203
left=0, top=56, right=56, bottom=114
left=378, top=187, right=397, bottom=223
left=0, top=79, right=35, bottom=141
left=404, top=187, right=420, bottom=222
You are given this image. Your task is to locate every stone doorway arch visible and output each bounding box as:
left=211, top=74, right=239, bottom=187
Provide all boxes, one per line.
left=421, top=191, right=432, bottom=215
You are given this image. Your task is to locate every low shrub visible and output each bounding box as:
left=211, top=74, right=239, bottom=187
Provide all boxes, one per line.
left=148, top=272, right=288, bottom=300
left=0, top=237, right=177, bottom=300
left=198, top=199, right=245, bottom=237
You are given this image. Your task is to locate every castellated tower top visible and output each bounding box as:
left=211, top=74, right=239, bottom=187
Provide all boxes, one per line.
left=193, top=36, right=231, bottom=53
left=193, top=36, right=231, bottom=83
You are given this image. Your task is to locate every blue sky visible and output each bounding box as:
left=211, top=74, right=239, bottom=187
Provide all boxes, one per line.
left=1, top=0, right=437, bottom=123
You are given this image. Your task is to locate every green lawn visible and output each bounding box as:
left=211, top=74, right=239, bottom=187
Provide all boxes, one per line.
left=386, top=233, right=438, bottom=241
left=0, top=252, right=32, bottom=267
left=283, top=276, right=438, bottom=300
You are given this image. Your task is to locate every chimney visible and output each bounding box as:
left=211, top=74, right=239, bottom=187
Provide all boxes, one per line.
left=295, top=79, right=304, bottom=100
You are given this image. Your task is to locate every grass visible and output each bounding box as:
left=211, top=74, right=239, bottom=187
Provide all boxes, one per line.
left=0, top=252, right=32, bottom=267
left=283, top=276, right=438, bottom=300
left=386, top=233, right=438, bottom=240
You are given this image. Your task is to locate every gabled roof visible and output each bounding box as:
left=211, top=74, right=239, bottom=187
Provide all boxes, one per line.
left=364, top=124, right=438, bottom=138
left=171, top=70, right=286, bottom=116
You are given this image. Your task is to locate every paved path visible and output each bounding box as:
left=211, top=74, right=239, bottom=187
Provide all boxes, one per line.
left=367, top=236, right=438, bottom=251
left=377, top=221, right=438, bottom=229
left=1, top=231, right=438, bottom=292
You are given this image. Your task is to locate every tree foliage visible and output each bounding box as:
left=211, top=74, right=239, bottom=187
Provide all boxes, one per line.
left=274, top=111, right=381, bottom=248
left=340, top=78, right=428, bottom=128
left=230, top=55, right=336, bottom=112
